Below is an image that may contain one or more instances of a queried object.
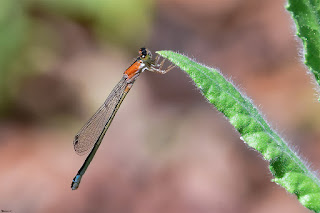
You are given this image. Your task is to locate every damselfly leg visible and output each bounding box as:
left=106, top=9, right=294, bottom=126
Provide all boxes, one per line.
left=151, top=56, right=176, bottom=74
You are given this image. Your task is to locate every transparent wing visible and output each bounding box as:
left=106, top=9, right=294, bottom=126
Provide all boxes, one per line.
left=73, top=77, right=127, bottom=155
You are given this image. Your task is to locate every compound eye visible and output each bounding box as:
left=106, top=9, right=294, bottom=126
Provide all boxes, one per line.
left=139, top=47, right=146, bottom=55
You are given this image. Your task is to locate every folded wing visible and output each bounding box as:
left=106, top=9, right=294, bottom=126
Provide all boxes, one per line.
left=73, top=77, right=127, bottom=155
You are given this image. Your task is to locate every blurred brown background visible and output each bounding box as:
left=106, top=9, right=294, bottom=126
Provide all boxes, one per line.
left=0, top=0, right=319, bottom=212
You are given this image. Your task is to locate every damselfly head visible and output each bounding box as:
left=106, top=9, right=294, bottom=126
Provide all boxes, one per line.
left=139, top=47, right=152, bottom=61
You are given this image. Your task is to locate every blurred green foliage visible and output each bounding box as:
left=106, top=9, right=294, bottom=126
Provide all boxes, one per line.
left=0, top=0, right=29, bottom=115
left=0, top=0, right=153, bottom=117
left=32, top=0, right=153, bottom=45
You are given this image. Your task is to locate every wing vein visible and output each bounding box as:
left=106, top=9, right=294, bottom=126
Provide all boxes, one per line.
left=73, top=77, right=127, bottom=155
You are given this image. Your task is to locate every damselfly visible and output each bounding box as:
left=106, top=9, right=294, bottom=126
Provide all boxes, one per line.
left=71, top=48, right=175, bottom=190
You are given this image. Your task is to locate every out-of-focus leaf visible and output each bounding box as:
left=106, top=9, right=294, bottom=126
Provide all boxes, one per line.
left=34, top=0, right=153, bottom=47
left=0, top=0, right=29, bottom=113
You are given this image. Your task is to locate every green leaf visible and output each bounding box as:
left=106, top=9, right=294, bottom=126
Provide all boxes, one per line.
left=157, top=50, right=320, bottom=212
left=286, top=0, right=320, bottom=88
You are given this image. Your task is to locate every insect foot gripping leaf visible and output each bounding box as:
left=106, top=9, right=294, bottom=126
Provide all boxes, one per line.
left=156, top=50, right=320, bottom=212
